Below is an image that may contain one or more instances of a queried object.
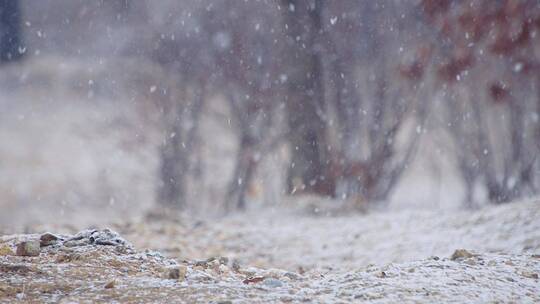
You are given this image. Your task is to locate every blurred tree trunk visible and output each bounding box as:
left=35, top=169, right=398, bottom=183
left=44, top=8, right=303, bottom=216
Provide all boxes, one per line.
left=157, top=84, right=205, bottom=208
left=224, top=88, right=274, bottom=211
left=226, top=134, right=257, bottom=211
left=0, top=0, right=23, bottom=62
left=281, top=0, right=330, bottom=195
left=158, top=124, right=185, bottom=208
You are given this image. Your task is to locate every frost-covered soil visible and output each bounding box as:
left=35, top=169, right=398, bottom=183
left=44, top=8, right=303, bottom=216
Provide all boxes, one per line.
left=1, top=199, right=539, bottom=303
left=120, top=197, right=540, bottom=272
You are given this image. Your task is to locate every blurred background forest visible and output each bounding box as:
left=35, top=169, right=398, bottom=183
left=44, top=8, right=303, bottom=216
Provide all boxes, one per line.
left=1, top=0, right=539, bottom=229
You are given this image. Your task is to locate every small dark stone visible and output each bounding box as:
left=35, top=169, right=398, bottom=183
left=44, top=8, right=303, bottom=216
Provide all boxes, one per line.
left=195, top=260, right=208, bottom=267
left=104, top=280, right=115, bottom=289
left=231, top=260, right=241, bottom=272
left=377, top=271, right=387, bottom=278
left=40, top=233, right=61, bottom=247
left=168, top=267, right=180, bottom=279
left=164, top=265, right=186, bottom=280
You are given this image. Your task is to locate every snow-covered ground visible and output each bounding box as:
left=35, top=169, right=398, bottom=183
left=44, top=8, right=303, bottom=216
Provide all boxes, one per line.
left=116, top=196, right=540, bottom=272
left=1, top=199, right=539, bottom=303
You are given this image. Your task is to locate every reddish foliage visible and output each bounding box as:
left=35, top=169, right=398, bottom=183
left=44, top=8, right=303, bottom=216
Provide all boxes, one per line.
left=399, top=46, right=432, bottom=81
left=420, top=0, right=539, bottom=87
left=437, top=50, right=474, bottom=82
left=491, top=21, right=531, bottom=55
left=313, top=153, right=375, bottom=198
left=421, top=0, right=452, bottom=18
left=457, top=12, right=485, bottom=41
left=399, top=61, right=425, bottom=81
left=489, top=82, right=510, bottom=103
left=311, top=157, right=343, bottom=197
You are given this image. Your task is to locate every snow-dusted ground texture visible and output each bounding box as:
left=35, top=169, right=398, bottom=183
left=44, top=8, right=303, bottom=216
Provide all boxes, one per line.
left=1, top=198, right=539, bottom=303
left=126, top=196, right=540, bottom=272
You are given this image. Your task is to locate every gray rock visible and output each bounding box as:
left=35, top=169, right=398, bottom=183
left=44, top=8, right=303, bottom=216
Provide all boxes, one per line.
left=64, top=229, right=130, bottom=247
left=63, top=239, right=89, bottom=247
left=164, top=265, right=187, bottom=280
left=451, top=249, right=475, bottom=260
left=283, top=271, right=301, bottom=280
left=262, top=278, right=284, bottom=288
left=16, top=240, right=40, bottom=256
left=67, top=229, right=98, bottom=242
left=40, top=232, right=62, bottom=247
left=92, top=229, right=127, bottom=246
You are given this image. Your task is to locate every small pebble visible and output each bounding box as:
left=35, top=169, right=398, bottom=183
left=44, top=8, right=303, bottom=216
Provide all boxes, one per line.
left=104, top=280, right=115, bottom=289
left=376, top=271, right=387, bottom=278
left=164, top=265, right=187, bottom=281
left=263, top=278, right=284, bottom=288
